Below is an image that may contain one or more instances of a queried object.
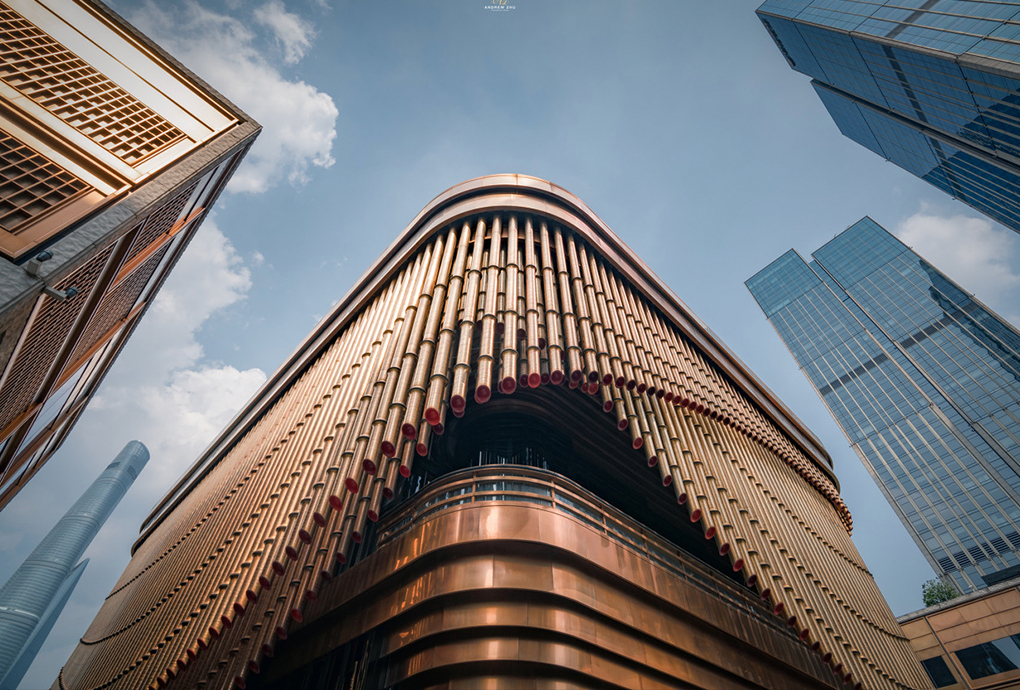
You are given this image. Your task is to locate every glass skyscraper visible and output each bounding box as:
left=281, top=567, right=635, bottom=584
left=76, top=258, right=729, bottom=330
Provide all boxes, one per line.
left=748, top=217, right=1020, bottom=593
left=757, top=0, right=1020, bottom=235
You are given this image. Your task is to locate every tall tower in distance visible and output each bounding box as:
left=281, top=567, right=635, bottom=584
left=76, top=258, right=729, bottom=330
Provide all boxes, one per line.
left=0, top=440, right=148, bottom=686
left=756, top=0, right=1020, bottom=235
left=61, top=177, right=928, bottom=690
left=0, top=0, right=259, bottom=512
left=747, top=217, right=1020, bottom=594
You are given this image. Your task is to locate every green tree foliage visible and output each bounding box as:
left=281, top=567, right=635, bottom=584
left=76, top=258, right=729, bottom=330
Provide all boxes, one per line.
left=922, top=578, right=961, bottom=607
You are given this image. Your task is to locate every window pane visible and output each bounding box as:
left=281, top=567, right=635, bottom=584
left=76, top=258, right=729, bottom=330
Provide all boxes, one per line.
left=921, top=656, right=956, bottom=688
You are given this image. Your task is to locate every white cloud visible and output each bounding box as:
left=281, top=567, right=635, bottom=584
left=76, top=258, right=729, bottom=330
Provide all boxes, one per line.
left=895, top=210, right=1020, bottom=326
left=254, top=0, right=315, bottom=65
left=128, top=0, right=338, bottom=193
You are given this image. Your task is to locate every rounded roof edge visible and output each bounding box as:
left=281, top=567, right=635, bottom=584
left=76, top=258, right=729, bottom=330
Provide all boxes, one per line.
left=135, top=174, right=837, bottom=551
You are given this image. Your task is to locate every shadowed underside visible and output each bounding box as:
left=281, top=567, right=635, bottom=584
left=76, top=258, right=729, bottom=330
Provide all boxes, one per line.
left=57, top=176, right=930, bottom=690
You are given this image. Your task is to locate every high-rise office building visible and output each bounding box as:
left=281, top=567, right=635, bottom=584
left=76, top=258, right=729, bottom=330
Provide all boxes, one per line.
left=0, top=0, right=259, bottom=511
left=61, top=176, right=928, bottom=690
left=747, top=217, right=1020, bottom=595
left=757, top=0, right=1020, bottom=235
left=0, top=440, right=148, bottom=686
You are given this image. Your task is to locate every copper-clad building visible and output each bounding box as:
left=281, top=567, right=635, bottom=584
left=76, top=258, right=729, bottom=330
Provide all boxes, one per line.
left=0, top=0, right=258, bottom=509
left=60, top=176, right=929, bottom=690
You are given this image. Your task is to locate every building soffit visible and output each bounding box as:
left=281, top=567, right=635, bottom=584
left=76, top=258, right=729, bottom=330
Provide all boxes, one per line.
left=139, top=174, right=837, bottom=545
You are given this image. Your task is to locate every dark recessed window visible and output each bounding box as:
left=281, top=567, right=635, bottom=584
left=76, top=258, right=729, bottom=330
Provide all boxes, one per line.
left=956, top=634, right=1020, bottom=680
left=920, top=656, right=956, bottom=688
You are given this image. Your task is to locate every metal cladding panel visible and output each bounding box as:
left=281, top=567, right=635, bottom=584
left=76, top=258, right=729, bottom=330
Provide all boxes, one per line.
left=62, top=179, right=928, bottom=690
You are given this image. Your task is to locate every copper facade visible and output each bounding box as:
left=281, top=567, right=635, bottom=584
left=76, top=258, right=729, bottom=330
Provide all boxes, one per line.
left=0, top=0, right=260, bottom=509
left=60, top=176, right=929, bottom=690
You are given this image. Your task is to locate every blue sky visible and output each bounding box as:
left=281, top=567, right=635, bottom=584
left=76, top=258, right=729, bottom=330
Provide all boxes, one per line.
left=3, top=1, right=1020, bottom=686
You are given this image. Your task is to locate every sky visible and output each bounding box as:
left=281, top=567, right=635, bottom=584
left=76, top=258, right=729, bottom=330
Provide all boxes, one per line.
left=3, top=1, right=1020, bottom=687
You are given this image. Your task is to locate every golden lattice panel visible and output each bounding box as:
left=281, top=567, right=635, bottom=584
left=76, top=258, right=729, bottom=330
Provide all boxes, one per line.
left=0, top=1, right=187, bottom=165
left=0, top=126, right=91, bottom=233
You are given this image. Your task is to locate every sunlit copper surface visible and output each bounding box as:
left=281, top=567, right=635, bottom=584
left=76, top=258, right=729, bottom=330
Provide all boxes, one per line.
left=58, top=176, right=930, bottom=690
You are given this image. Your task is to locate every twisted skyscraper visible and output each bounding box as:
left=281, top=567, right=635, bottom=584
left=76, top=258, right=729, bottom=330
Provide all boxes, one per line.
left=0, top=440, right=148, bottom=686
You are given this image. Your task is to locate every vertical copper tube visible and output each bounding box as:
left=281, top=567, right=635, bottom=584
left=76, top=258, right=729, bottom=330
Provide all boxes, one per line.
left=425, top=223, right=471, bottom=424
left=474, top=216, right=502, bottom=403
left=523, top=217, right=542, bottom=388
left=450, top=219, right=487, bottom=411
left=500, top=215, right=520, bottom=393
left=538, top=222, right=565, bottom=385
left=402, top=227, right=458, bottom=439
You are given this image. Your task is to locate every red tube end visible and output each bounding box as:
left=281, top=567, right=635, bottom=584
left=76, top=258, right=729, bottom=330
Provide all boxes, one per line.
left=732, top=558, right=745, bottom=573
left=626, top=379, right=636, bottom=391
left=760, top=588, right=771, bottom=602
left=550, top=369, right=564, bottom=385
left=298, top=529, right=312, bottom=544
left=601, top=372, right=613, bottom=386
left=452, top=406, right=464, bottom=418
left=538, top=337, right=547, bottom=349
left=233, top=602, right=245, bottom=616
left=647, top=455, right=658, bottom=468
left=528, top=372, right=541, bottom=388
left=636, top=382, right=647, bottom=394
left=416, top=441, right=428, bottom=456
left=328, top=495, right=343, bottom=511
left=401, top=423, right=416, bottom=439
left=787, top=615, right=797, bottom=628
left=632, top=437, right=643, bottom=450
left=367, top=509, right=379, bottom=522
left=745, top=572, right=756, bottom=587
left=272, top=560, right=285, bottom=575
left=345, top=477, right=359, bottom=494
left=647, top=385, right=657, bottom=396
left=501, top=376, right=517, bottom=394
left=773, top=602, right=785, bottom=616
left=285, top=545, right=299, bottom=560
left=424, top=407, right=440, bottom=425
left=246, top=589, right=259, bottom=603
left=221, top=614, right=233, bottom=629
left=602, top=400, right=614, bottom=413
left=719, top=542, right=730, bottom=556
left=450, top=394, right=465, bottom=412
left=617, top=418, right=628, bottom=431
left=383, top=487, right=394, bottom=500
left=233, top=676, right=246, bottom=690
left=811, top=641, right=820, bottom=652
left=690, top=508, right=702, bottom=522
left=352, top=530, right=363, bottom=544
left=664, top=391, right=674, bottom=402
left=677, top=492, right=688, bottom=504
left=570, top=369, right=583, bottom=383
left=248, top=660, right=260, bottom=674
left=380, top=440, right=395, bottom=457
left=540, top=372, right=550, bottom=385
left=290, top=608, right=303, bottom=622
left=313, top=511, right=326, bottom=527
left=399, top=464, right=411, bottom=478
left=275, top=625, right=288, bottom=640
left=704, top=525, right=717, bottom=540
left=261, top=643, right=274, bottom=658
left=662, top=474, right=673, bottom=487
left=518, top=373, right=529, bottom=388
left=305, top=588, right=317, bottom=602
left=335, top=551, right=347, bottom=564
left=258, top=575, right=271, bottom=589
left=475, top=384, right=491, bottom=403
left=434, top=422, right=444, bottom=435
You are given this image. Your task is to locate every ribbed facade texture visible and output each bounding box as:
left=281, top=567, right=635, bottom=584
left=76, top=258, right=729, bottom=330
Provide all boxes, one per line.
left=60, top=177, right=929, bottom=690
left=0, top=440, right=148, bottom=685
left=747, top=217, right=1020, bottom=595
left=757, top=0, right=1020, bottom=235
left=0, top=0, right=259, bottom=511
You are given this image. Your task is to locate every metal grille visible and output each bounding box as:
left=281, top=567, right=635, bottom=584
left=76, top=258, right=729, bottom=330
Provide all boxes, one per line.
left=0, top=2, right=187, bottom=165
left=0, top=126, right=90, bottom=233
left=123, top=181, right=198, bottom=262
left=69, top=245, right=167, bottom=363
left=0, top=246, right=112, bottom=433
